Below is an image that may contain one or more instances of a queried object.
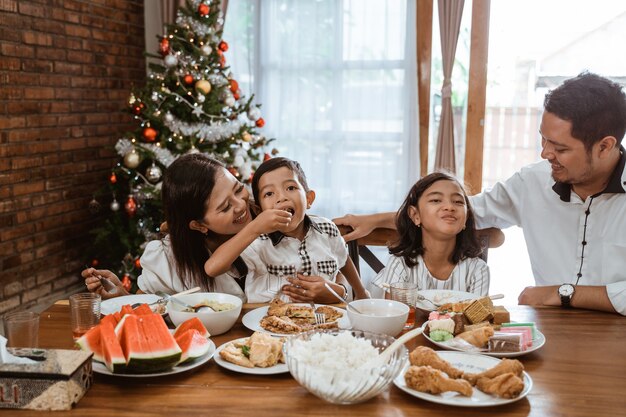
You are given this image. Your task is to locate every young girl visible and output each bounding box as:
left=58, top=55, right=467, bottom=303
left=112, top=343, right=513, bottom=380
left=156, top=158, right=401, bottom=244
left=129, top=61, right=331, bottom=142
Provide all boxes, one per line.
left=372, top=172, right=490, bottom=295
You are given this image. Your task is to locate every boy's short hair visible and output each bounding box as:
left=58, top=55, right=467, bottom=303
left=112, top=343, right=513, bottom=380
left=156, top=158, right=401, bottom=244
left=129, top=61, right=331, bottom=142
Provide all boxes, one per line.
left=251, top=157, right=309, bottom=204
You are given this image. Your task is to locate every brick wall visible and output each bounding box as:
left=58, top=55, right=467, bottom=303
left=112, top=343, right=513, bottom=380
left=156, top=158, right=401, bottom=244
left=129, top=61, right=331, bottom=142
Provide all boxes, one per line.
left=0, top=0, right=146, bottom=314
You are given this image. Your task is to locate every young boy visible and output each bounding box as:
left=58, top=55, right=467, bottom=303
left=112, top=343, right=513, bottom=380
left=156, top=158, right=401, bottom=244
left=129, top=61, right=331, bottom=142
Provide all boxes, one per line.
left=204, top=157, right=369, bottom=303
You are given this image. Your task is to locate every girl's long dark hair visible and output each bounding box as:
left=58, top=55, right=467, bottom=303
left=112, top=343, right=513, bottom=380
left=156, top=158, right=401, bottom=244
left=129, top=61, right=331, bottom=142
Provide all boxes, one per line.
left=389, top=172, right=483, bottom=267
left=162, top=154, right=246, bottom=291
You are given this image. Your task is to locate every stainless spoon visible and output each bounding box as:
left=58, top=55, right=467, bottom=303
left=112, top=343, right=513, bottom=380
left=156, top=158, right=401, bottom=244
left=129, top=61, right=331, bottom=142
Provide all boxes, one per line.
left=324, top=282, right=364, bottom=314
left=156, top=290, right=215, bottom=313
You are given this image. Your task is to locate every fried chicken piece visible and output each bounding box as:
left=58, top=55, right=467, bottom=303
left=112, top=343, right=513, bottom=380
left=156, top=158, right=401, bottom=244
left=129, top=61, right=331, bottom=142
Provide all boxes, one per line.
left=405, top=366, right=473, bottom=397
left=463, top=358, right=524, bottom=385
left=476, top=373, right=525, bottom=398
left=409, top=346, right=465, bottom=379
left=259, top=316, right=302, bottom=334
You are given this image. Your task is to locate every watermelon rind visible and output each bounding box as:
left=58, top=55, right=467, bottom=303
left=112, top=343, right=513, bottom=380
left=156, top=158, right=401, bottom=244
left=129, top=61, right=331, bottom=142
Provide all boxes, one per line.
left=175, top=329, right=211, bottom=364
left=118, top=314, right=182, bottom=373
left=76, top=325, right=104, bottom=363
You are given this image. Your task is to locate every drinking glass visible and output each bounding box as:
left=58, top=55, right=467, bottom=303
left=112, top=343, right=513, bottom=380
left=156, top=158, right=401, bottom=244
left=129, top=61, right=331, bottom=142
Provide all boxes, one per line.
left=389, top=282, right=418, bottom=329
left=3, top=311, right=39, bottom=348
left=69, top=293, right=101, bottom=340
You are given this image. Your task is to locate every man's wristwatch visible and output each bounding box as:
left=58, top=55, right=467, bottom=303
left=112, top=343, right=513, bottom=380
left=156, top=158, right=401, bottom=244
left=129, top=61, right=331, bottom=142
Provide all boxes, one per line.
left=558, top=284, right=575, bottom=308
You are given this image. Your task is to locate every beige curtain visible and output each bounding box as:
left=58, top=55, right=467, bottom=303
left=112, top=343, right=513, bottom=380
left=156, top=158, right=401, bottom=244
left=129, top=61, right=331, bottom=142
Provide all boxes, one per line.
left=160, top=0, right=229, bottom=26
left=434, top=0, right=464, bottom=174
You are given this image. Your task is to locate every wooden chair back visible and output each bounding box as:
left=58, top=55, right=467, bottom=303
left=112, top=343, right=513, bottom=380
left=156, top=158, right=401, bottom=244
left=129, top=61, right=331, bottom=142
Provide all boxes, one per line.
left=338, top=225, right=504, bottom=274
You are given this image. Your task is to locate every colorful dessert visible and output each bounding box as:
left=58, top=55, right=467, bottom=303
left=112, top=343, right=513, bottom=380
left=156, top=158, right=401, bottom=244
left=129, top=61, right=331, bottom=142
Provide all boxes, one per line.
left=488, top=332, right=523, bottom=353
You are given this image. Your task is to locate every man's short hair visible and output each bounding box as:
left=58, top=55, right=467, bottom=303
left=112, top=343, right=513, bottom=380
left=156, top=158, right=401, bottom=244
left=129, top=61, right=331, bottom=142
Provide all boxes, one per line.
left=544, top=72, right=626, bottom=150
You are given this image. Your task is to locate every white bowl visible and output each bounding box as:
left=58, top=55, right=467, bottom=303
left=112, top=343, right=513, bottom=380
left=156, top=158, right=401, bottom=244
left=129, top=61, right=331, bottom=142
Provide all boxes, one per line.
left=166, top=292, right=242, bottom=336
left=347, top=299, right=409, bottom=337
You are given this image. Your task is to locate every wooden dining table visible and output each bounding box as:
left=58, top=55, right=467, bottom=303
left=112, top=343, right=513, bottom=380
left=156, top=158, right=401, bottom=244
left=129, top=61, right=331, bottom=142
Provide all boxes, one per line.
left=16, top=302, right=626, bottom=416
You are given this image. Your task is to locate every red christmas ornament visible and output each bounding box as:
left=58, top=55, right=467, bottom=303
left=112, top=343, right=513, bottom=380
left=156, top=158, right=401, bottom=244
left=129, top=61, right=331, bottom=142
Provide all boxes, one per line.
left=219, top=54, right=226, bottom=68
left=263, top=153, right=272, bottom=161
left=198, top=3, right=210, bottom=16
left=91, top=259, right=99, bottom=267
left=229, top=79, right=239, bottom=93
left=183, top=74, right=194, bottom=85
left=256, top=118, right=265, bottom=128
left=143, top=127, right=158, bottom=142
left=159, top=38, right=170, bottom=56
left=124, top=196, right=137, bottom=217
left=121, top=274, right=132, bottom=291
left=109, top=172, right=117, bottom=184
left=132, top=102, right=144, bottom=115
left=134, top=257, right=141, bottom=269
left=233, top=92, right=240, bottom=100
left=218, top=41, right=229, bottom=52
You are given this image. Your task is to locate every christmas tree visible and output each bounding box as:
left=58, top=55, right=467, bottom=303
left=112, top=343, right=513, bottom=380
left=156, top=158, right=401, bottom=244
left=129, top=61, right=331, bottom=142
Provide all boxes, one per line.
left=88, top=0, right=273, bottom=292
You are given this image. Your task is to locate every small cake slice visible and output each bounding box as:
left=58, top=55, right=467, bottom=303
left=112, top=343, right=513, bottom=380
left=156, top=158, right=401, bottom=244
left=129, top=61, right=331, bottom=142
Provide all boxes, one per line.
left=492, top=306, right=510, bottom=325
left=488, top=332, right=523, bottom=353
left=463, top=297, right=494, bottom=324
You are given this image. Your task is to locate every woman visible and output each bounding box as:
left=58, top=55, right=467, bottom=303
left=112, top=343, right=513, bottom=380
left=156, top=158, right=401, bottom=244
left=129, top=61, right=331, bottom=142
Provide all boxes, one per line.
left=82, top=154, right=291, bottom=301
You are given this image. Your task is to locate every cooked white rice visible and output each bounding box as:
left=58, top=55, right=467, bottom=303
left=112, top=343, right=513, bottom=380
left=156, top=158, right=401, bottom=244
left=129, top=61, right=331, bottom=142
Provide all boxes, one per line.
left=288, top=332, right=380, bottom=369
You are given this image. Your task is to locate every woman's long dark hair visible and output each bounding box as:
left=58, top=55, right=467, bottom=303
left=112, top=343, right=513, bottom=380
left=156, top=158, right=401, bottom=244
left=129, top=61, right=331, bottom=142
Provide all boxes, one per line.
left=162, top=154, right=246, bottom=291
left=389, top=172, right=483, bottom=267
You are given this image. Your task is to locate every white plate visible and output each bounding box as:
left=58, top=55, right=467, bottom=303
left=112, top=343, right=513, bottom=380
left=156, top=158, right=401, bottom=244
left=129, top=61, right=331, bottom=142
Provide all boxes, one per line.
left=421, top=322, right=546, bottom=358
left=92, top=339, right=216, bottom=378
left=213, top=337, right=289, bottom=375
left=242, top=305, right=349, bottom=336
left=100, top=294, right=161, bottom=315
left=415, top=290, right=479, bottom=311
left=394, top=351, right=532, bottom=407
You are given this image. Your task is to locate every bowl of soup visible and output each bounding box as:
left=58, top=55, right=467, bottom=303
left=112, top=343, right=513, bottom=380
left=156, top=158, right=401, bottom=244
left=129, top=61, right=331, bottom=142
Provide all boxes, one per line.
left=346, top=299, right=409, bottom=337
left=167, top=292, right=242, bottom=336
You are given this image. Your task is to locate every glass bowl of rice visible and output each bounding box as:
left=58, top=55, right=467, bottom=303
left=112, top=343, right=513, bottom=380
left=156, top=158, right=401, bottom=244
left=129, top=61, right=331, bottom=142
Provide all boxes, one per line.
left=283, top=329, right=408, bottom=404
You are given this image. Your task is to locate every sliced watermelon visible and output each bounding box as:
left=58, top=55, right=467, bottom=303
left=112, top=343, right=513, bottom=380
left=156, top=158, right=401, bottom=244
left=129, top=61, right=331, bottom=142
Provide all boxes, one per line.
left=100, top=321, right=127, bottom=373
left=120, top=304, right=134, bottom=316
left=75, top=325, right=104, bottom=363
left=132, top=303, right=153, bottom=315
left=118, top=314, right=181, bottom=373
left=173, top=317, right=211, bottom=339
left=175, top=329, right=211, bottom=364
left=101, top=313, right=118, bottom=327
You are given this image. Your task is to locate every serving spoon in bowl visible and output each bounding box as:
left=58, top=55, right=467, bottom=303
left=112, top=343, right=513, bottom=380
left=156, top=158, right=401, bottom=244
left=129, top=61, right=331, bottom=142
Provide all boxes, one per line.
left=324, top=282, right=364, bottom=314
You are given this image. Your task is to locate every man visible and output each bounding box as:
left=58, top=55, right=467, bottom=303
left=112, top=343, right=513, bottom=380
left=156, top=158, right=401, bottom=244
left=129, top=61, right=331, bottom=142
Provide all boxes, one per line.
left=335, top=72, right=626, bottom=315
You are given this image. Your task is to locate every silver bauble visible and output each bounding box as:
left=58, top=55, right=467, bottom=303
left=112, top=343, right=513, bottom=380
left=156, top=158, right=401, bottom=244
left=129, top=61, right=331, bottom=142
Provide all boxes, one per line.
left=164, top=54, right=178, bottom=67
left=165, top=112, right=174, bottom=122
left=110, top=199, right=120, bottom=211
left=224, top=96, right=235, bottom=107
left=201, top=45, right=212, bottom=55
left=247, top=107, right=261, bottom=121
left=145, top=164, right=163, bottom=183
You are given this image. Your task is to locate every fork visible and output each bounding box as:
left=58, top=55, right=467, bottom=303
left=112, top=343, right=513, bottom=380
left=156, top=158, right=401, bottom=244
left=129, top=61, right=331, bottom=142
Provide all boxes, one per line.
left=309, top=301, right=326, bottom=325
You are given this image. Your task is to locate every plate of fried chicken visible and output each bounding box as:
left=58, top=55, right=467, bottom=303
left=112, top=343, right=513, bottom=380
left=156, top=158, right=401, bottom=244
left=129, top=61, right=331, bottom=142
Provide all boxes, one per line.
left=394, top=346, right=532, bottom=406
left=242, top=298, right=348, bottom=336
